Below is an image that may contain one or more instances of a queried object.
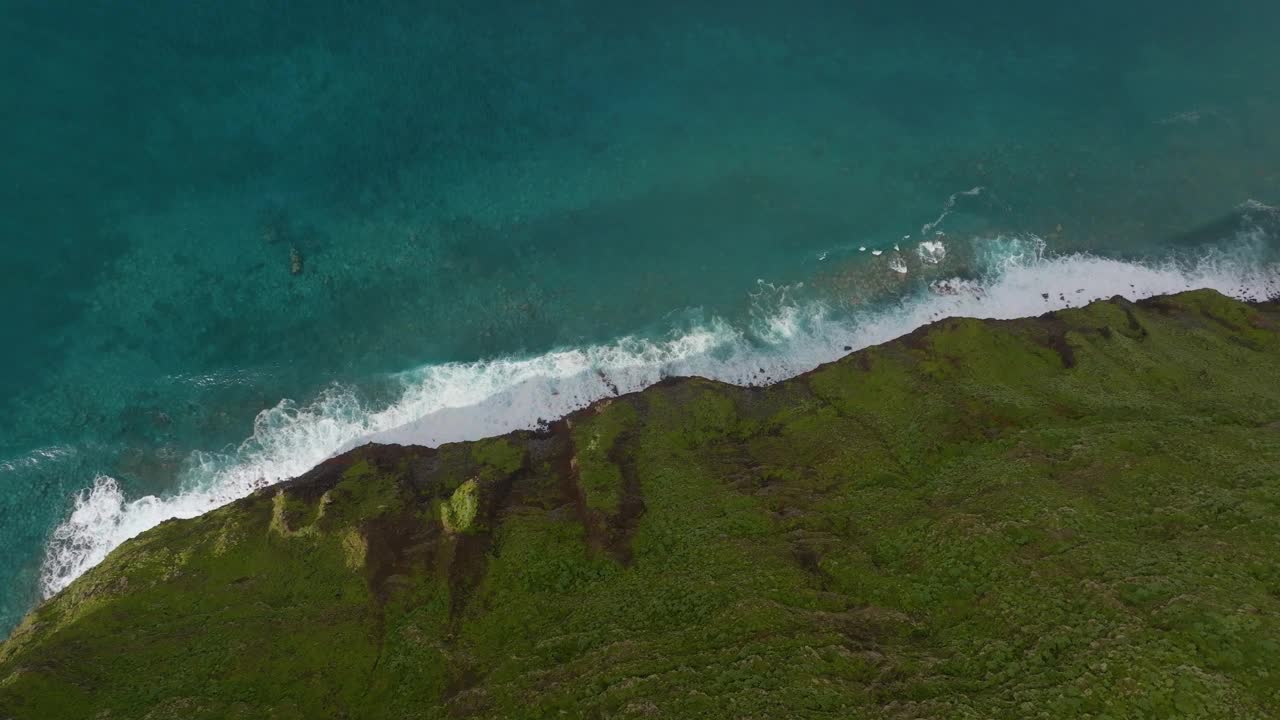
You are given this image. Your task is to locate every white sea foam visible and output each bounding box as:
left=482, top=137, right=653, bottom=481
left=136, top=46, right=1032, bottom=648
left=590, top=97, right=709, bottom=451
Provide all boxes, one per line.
left=921, top=186, right=984, bottom=236
left=0, top=446, right=75, bottom=474
left=39, top=235, right=1280, bottom=598
left=917, top=239, right=947, bottom=265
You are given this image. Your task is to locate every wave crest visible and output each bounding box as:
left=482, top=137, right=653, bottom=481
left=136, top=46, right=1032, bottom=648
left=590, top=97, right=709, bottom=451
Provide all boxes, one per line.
left=40, top=234, right=1280, bottom=597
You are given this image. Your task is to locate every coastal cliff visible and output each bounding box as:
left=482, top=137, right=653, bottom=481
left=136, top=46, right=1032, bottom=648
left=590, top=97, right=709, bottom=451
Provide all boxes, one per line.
left=3, top=289, right=1280, bottom=719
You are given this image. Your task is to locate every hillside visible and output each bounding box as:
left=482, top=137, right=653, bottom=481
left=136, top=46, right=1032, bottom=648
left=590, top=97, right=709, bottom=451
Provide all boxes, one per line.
left=3, top=289, right=1280, bottom=719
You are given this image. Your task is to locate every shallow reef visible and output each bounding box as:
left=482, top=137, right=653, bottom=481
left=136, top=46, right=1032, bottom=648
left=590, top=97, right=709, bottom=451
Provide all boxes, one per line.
left=3, top=289, right=1280, bottom=719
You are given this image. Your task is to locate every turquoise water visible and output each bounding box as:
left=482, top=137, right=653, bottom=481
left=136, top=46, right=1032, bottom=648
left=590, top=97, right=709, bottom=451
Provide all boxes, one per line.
left=2, top=2, right=1279, bottom=634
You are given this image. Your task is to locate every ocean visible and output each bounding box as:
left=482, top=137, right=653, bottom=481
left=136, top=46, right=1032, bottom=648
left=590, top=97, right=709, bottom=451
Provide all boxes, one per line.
left=2, top=1, right=1279, bottom=635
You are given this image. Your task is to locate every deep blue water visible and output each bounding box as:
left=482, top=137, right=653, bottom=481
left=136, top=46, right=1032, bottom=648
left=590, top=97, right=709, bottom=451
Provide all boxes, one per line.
left=2, top=1, right=1279, bottom=635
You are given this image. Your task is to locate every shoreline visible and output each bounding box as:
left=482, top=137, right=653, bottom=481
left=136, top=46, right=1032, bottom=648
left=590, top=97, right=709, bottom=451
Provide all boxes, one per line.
left=81, top=287, right=1280, bottom=540
left=7, top=286, right=1280, bottom=716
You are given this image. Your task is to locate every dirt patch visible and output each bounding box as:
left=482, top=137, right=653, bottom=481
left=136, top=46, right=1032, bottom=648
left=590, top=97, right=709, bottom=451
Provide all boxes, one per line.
left=446, top=460, right=526, bottom=619
left=1138, top=296, right=1182, bottom=315
left=547, top=418, right=647, bottom=566
left=899, top=322, right=941, bottom=353
left=791, top=541, right=833, bottom=591
left=363, top=508, right=434, bottom=604
left=1113, top=298, right=1149, bottom=339
left=604, top=429, right=647, bottom=566
left=1038, top=316, right=1077, bottom=369
left=550, top=420, right=604, bottom=554
left=273, top=444, right=436, bottom=504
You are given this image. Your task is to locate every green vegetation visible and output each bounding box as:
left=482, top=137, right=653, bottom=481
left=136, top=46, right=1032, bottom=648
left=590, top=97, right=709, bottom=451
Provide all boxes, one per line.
left=441, top=478, right=480, bottom=534
left=3, top=290, right=1280, bottom=719
left=571, top=399, right=638, bottom=514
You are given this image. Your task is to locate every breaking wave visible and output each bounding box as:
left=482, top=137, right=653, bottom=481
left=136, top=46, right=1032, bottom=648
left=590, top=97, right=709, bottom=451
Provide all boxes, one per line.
left=40, top=228, right=1280, bottom=597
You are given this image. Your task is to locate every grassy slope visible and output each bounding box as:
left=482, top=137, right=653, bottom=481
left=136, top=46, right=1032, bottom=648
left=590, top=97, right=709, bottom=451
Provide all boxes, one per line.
left=2, top=290, right=1280, bottom=719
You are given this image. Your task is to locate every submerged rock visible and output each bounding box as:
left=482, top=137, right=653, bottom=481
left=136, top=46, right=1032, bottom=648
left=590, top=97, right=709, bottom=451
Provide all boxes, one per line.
left=3, top=289, right=1280, bottom=719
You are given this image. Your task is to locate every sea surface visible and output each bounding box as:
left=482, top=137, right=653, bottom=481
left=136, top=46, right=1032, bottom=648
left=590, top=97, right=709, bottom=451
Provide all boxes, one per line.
left=2, top=1, right=1280, bottom=635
